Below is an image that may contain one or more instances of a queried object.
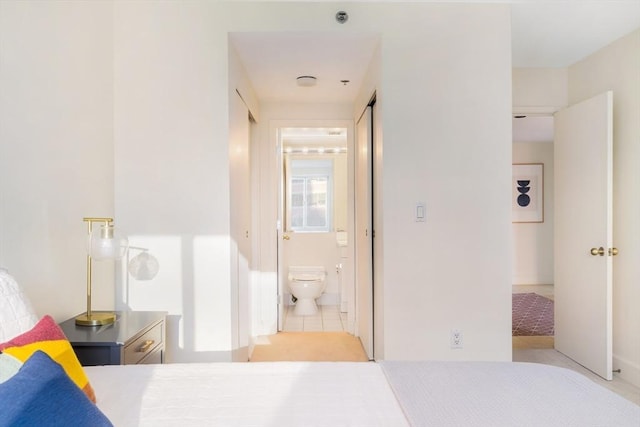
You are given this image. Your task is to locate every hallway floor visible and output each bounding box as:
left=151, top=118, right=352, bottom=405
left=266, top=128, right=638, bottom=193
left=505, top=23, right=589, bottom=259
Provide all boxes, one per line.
left=250, top=331, right=368, bottom=362
left=513, top=348, right=640, bottom=405
left=512, top=285, right=639, bottom=405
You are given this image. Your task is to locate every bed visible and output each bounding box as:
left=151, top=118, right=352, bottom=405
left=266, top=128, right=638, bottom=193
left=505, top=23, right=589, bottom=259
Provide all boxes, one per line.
left=2, top=270, right=639, bottom=426
left=83, top=360, right=640, bottom=427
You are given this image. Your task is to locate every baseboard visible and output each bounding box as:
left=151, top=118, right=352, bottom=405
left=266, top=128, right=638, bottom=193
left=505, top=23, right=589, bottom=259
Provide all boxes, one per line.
left=512, top=284, right=554, bottom=295
left=512, top=279, right=554, bottom=286
left=613, top=353, right=640, bottom=388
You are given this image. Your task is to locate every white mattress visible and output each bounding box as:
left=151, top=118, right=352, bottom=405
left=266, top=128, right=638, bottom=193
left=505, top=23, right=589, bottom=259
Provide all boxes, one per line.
left=87, top=360, right=640, bottom=427
left=85, top=361, right=410, bottom=427
left=380, top=361, right=640, bottom=427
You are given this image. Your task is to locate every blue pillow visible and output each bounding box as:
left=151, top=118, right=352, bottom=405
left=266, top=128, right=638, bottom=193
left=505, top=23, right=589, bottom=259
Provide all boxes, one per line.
left=0, top=351, right=113, bottom=427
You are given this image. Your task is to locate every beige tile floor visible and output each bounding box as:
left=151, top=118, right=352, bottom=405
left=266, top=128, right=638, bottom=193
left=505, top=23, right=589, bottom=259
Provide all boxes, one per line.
left=282, top=304, right=347, bottom=332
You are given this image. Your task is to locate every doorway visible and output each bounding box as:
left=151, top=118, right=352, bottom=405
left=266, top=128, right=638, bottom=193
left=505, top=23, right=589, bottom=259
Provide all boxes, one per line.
left=229, top=30, right=381, bottom=361
left=243, top=118, right=369, bottom=362
left=511, top=114, right=555, bottom=351
left=512, top=92, right=615, bottom=382
left=276, top=124, right=355, bottom=335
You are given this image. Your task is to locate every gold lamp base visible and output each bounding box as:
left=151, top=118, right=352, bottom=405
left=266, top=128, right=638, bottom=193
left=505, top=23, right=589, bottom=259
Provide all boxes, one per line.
left=75, top=311, right=116, bottom=326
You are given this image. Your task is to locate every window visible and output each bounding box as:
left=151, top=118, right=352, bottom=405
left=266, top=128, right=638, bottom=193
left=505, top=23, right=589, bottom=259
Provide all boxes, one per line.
left=288, top=160, right=332, bottom=232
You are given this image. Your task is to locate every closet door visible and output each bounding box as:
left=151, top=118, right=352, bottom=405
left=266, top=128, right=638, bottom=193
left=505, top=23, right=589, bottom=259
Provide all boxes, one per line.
left=355, top=106, right=373, bottom=360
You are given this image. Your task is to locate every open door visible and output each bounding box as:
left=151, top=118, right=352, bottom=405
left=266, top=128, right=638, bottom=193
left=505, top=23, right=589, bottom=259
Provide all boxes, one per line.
left=554, top=91, right=613, bottom=380
left=355, top=106, right=373, bottom=359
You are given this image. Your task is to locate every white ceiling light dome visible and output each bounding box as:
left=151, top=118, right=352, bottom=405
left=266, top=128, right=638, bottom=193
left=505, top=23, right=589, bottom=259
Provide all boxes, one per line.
left=296, top=75, right=317, bottom=87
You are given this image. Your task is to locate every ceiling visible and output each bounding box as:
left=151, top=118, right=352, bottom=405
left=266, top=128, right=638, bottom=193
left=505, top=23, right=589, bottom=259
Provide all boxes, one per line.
left=512, top=116, right=554, bottom=143
left=231, top=32, right=380, bottom=104
left=230, top=1, right=640, bottom=105
left=230, top=1, right=638, bottom=143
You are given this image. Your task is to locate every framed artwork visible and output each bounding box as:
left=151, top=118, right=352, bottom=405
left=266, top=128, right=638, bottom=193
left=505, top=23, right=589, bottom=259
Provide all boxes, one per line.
left=512, top=163, right=544, bottom=223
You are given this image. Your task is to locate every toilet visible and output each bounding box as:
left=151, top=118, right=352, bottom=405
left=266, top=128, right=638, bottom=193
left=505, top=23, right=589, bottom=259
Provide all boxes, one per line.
left=288, top=266, right=327, bottom=316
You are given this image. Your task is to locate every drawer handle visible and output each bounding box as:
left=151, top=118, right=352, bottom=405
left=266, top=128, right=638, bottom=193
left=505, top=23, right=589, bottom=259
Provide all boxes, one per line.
left=137, top=339, right=155, bottom=353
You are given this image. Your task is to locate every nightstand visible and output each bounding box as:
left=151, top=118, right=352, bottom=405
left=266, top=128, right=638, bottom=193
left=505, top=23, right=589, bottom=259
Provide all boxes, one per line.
left=59, top=311, right=167, bottom=366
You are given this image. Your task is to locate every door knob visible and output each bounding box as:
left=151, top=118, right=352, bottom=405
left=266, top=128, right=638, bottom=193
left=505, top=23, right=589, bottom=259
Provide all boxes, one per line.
left=590, top=247, right=605, bottom=256
left=609, top=247, right=619, bottom=256
left=283, top=234, right=290, bottom=241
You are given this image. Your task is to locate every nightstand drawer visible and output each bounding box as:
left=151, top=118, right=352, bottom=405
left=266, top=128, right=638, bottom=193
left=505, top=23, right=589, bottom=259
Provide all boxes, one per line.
left=124, top=321, right=164, bottom=365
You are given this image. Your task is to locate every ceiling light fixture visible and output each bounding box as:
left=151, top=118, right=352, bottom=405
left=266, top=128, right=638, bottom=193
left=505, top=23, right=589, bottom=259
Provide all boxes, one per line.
left=296, top=76, right=317, bottom=87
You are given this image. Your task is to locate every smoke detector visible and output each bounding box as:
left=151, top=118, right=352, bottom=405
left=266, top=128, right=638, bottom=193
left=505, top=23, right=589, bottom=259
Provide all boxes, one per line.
left=296, top=75, right=317, bottom=87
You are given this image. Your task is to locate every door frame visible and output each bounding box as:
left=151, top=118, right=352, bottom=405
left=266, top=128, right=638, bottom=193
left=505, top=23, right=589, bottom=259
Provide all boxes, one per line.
left=270, top=119, right=356, bottom=333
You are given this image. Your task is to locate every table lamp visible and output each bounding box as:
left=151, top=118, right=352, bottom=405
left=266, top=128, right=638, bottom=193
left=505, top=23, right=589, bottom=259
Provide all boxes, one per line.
left=75, top=217, right=128, bottom=326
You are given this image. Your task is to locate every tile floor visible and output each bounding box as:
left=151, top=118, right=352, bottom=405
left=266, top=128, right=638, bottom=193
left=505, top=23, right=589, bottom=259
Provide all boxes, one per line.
left=282, top=304, right=347, bottom=332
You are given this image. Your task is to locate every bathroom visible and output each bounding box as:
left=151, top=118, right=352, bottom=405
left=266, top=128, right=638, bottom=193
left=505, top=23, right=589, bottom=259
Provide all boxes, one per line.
left=279, top=126, right=353, bottom=333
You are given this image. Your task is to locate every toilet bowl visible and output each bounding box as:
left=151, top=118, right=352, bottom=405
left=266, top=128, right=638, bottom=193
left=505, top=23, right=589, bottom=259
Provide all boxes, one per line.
left=288, top=266, right=327, bottom=316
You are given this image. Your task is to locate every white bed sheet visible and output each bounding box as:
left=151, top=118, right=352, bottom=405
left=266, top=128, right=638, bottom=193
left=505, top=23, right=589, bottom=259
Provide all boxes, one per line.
left=85, top=361, right=410, bottom=427
left=380, top=361, right=640, bottom=427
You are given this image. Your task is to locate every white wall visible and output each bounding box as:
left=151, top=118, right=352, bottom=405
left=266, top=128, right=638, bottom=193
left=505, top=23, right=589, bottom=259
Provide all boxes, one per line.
left=0, top=0, right=115, bottom=320
left=512, top=68, right=568, bottom=112
left=374, top=4, right=512, bottom=361
left=512, top=143, right=554, bottom=285
left=568, top=29, right=640, bottom=387
left=112, top=1, right=232, bottom=362
left=1, top=1, right=513, bottom=363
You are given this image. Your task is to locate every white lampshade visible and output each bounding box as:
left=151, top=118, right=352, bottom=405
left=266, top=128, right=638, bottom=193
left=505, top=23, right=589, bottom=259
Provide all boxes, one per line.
left=89, top=223, right=129, bottom=260
left=128, top=251, right=160, bottom=281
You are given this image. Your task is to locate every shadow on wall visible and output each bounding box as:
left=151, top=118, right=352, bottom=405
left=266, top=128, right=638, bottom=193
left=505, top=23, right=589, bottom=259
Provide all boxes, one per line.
left=116, top=234, right=248, bottom=363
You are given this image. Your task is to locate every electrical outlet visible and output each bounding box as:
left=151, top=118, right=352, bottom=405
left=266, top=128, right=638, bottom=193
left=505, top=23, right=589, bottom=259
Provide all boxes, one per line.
left=450, top=329, right=463, bottom=349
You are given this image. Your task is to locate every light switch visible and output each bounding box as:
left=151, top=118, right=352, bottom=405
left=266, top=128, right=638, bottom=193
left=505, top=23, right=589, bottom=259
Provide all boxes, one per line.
left=416, top=202, right=425, bottom=222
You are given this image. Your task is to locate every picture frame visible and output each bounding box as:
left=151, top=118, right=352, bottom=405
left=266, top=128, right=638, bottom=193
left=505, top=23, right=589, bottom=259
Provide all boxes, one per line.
left=512, top=163, right=544, bottom=223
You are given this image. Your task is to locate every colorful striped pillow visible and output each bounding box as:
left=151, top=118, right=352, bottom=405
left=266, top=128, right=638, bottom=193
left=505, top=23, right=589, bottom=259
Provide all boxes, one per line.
left=0, top=315, right=96, bottom=403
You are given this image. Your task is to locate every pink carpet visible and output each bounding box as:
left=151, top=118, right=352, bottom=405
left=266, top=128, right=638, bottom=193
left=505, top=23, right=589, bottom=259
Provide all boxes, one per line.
left=512, top=293, right=554, bottom=336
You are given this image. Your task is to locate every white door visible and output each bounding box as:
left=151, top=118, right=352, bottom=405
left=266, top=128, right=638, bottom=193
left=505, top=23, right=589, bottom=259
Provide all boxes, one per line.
left=355, top=107, right=373, bottom=359
left=230, top=91, right=252, bottom=358
left=554, top=91, right=613, bottom=380
left=276, top=128, right=285, bottom=332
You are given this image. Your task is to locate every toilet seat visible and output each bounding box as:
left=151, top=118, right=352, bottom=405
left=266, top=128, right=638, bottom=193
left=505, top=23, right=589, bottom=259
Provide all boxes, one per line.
left=293, top=274, right=321, bottom=282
